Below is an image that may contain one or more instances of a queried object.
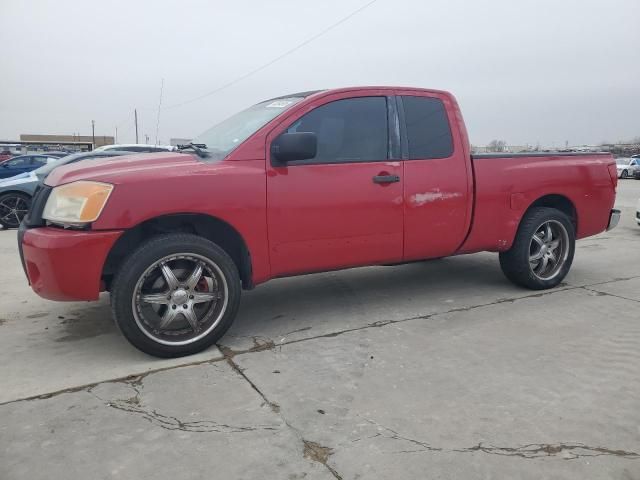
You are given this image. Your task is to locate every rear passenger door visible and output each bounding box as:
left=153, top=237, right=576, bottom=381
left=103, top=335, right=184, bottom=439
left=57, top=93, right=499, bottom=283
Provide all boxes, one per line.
left=398, top=93, right=472, bottom=260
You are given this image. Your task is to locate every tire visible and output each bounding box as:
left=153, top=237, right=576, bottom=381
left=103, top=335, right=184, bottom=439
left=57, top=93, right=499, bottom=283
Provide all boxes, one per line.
left=111, top=233, right=241, bottom=357
left=0, top=192, right=31, bottom=229
left=499, top=207, right=575, bottom=290
left=622, top=170, right=628, bottom=179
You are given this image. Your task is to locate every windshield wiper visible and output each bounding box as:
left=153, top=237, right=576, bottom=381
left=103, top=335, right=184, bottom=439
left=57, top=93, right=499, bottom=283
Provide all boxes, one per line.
left=177, top=143, right=210, bottom=158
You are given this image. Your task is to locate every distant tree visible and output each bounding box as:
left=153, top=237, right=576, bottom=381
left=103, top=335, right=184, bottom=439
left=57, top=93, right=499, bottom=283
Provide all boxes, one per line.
left=487, top=140, right=507, bottom=152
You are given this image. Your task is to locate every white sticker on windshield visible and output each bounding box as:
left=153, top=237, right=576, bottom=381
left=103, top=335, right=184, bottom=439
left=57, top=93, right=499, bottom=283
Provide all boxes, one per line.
left=266, top=100, right=293, bottom=108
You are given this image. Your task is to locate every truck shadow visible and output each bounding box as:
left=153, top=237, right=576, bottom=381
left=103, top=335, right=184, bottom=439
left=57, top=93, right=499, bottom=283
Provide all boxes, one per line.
left=226, top=253, right=510, bottom=347
left=51, top=254, right=508, bottom=352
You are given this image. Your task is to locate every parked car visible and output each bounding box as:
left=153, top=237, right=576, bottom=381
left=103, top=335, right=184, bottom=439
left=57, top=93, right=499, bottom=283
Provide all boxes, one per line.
left=0, top=150, right=14, bottom=163
left=615, top=157, right=640, bottom=178
left=0, top=154, right=64, bottom=180
left=94, top=144, right=176, bottom=153
left=0, top=151, right=133, bottom=229
left=19, top=86, right=619, bottom=357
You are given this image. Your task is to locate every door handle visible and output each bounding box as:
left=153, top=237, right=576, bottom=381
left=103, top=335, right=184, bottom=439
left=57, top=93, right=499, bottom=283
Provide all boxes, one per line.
left=372, top=174, right=400, bottom=184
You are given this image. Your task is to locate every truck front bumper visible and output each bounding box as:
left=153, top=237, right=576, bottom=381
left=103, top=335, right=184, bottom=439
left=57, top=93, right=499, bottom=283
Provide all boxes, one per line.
left=607, top=209, right=621, bottom=231
left=19, top=225, right=123, bottom=301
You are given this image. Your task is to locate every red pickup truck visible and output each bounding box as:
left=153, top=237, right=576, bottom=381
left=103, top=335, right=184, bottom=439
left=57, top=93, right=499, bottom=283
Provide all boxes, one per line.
left=19, top=87, right=620, bottom=357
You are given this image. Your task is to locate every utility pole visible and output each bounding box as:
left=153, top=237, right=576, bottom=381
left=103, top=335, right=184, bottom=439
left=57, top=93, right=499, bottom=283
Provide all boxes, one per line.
left=134, top=109, right=139, bottom=144
left=145, top=134, right=149, bottom=144
left=91, top=120, right=95, bottom=149
left=115, top=127, right=118, bottom=143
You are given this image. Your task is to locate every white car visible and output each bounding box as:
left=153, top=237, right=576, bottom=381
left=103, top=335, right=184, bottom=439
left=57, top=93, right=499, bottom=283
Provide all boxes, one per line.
left=615, top=157, right=640, bottom=179
left=93, top=144, right=176, bottom=153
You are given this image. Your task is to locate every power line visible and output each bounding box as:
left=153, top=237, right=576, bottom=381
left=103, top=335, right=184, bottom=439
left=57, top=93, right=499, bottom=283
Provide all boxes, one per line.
left=162, top=0, right=379, bottom=110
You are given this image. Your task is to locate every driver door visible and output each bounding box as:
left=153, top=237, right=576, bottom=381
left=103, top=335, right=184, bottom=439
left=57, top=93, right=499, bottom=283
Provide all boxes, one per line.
left=266, top=93, right=404, bottom=277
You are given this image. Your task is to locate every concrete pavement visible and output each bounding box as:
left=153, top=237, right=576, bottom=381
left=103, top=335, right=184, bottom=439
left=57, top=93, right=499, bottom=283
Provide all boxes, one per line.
left=1, top=181, right=639, bottom=479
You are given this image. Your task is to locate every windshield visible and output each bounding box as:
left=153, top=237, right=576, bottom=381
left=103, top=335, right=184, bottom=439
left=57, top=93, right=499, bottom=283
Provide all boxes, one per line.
left=191, top=97, right=303, bottom=160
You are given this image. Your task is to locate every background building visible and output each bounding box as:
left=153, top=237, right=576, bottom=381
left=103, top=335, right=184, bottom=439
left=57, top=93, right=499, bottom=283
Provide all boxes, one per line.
left=170, top=138, right=192, bottom=146
left=20, top=134, right=114, bottom=150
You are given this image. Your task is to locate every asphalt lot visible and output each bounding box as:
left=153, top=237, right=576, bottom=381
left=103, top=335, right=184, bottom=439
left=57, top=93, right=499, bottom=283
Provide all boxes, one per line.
left=1, top=181, right=639, bottom=479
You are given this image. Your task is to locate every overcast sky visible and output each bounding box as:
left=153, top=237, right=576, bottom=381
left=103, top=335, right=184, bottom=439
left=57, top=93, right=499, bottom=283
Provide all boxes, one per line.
left=1, top=0, right=638, bottom=147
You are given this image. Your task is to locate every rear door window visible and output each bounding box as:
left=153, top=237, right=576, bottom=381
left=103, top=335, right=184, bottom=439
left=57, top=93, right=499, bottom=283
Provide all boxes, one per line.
left=32, top=156, right=50, bottom=165
left=401, top=96, right=453, bottom=159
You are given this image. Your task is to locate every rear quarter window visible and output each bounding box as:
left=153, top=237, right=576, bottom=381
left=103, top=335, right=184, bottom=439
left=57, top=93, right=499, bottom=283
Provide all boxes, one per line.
left=401, top=96, right=453, bottom=160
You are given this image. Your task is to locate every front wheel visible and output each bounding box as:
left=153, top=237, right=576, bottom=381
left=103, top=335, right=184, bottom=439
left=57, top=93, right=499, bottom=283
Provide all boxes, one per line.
left=0, top=192, right=31, bottom=229
left=622, top=169, right=629, bottom=179
left=499, top=207, right=575, bottom=290
left=111, top=233, right=241, bottom=357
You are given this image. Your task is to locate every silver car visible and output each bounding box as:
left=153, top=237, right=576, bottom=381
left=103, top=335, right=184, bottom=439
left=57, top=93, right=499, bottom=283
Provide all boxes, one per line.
left=615, top=157, right=640, bottom=179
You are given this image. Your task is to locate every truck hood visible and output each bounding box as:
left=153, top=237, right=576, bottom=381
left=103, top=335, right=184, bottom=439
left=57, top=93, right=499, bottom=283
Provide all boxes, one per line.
left=44, top=152, right=204, bottom=187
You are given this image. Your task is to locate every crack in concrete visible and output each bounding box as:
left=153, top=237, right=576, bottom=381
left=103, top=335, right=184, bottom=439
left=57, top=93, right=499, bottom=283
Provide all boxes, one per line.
left=219, top=274, right=640, bottom=358
left=581, top=286, right=640, bottom=304
left=217, top=282, right=595, bottom=357
left=0, top=358, right=226, bottom=407
left=4, top=273, right=640, bottom=406
left=224, top=356, right=281, bottom=413
left=303, top=440, right=343, bottom=480
left=361, top=418, right=639, bottom=460
left=87, top=375, right=279, bottom=434
left=219, top=336, right=277, bottom=359
left=455, top=442, right=640, bottom=460
left=224, top=354, right=343, bottom=479
left=362, top=417, right=443, bottom=453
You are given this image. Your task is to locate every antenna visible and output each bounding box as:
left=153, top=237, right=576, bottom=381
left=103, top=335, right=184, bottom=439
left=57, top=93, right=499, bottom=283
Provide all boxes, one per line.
left=155, top=78, right=164, bottom=146
left=135, top=109, right=139, bottom=144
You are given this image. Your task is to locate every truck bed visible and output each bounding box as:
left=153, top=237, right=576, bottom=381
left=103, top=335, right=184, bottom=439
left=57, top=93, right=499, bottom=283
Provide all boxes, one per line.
left=472, top=152, right=611, bottom=159
left=458, top=152, right=617, bottom=254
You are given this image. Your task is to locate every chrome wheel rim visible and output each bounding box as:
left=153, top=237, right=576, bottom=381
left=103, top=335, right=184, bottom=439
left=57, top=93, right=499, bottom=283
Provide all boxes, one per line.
left=529, top=220, right=569, bottom=281
left=132, top=253, right=228, bottom=346
left=0, top=196, right=29, bottom=228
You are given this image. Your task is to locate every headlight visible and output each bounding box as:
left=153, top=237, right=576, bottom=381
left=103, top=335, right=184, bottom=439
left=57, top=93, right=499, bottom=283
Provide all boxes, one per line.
left=43, top=181, right=113, bottom=227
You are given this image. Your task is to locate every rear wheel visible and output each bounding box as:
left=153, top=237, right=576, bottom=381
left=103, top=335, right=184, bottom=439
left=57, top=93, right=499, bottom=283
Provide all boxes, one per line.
left=499, top=207, right=575, bottom=290
left=111, top=233, right=241, bottom=357
left=0, top=193, right=31, bottom=229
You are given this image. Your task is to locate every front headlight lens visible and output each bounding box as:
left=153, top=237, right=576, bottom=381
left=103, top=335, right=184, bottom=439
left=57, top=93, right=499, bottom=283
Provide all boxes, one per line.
left=43, top=181, right=113, bottom=226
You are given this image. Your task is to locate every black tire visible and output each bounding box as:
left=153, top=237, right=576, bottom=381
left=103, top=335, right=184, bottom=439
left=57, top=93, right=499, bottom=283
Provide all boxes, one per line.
left=622, top=170, right=628, bottom=179
left=111, top=233, right=241, bottom=357
left=0, top=192, right=31, bottom=229
left=499, top=207, right=575, bottom=290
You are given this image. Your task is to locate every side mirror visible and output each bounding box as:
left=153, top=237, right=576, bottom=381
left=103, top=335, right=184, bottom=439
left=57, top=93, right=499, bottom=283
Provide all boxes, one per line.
left=271, top=132, right=317, bottom=165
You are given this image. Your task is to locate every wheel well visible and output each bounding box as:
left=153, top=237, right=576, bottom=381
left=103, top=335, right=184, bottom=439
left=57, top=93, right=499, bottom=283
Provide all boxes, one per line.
left=0, top=190, right=31, bottom=199
left=102, top=214, right=253, bottom=290
left=527, top=195, right=577, bottom=230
